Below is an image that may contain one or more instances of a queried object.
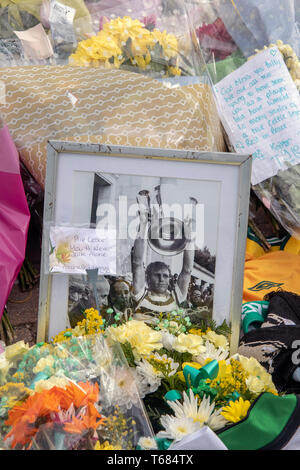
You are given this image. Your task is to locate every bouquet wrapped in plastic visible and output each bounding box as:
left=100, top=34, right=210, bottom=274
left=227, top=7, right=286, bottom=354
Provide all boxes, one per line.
left=0, top=1, right=226, bottom=189
left=0, top=0, right=93, bottom=66
left=0, top=334, right=154, bottom=450
left=50, top=307, right=279, bottom=450
left=193, top=0, right=300, bottom=239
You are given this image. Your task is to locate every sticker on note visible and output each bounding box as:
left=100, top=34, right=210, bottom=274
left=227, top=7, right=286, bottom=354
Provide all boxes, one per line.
left=49, top=226, right=116, bottom=275
left=214, top=46, right=300, bottom=186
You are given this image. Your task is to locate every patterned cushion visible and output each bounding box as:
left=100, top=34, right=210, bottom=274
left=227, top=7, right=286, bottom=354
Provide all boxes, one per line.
left=0, top=65, right=226, bottom=188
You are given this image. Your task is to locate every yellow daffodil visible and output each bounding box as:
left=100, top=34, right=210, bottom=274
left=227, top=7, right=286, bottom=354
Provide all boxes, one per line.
left=221, top=397, right=251, bottom=423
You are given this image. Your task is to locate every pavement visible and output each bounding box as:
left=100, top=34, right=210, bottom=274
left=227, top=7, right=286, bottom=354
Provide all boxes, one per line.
left=6, top=281, right=39, bottom=346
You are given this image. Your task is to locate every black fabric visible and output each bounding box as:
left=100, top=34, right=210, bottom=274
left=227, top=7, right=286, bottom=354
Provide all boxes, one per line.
left=238, top=290, right=300, bottom=394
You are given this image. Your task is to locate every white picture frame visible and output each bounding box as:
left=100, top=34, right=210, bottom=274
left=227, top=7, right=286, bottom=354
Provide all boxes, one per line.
left=37, top=141, right=251, bottom=354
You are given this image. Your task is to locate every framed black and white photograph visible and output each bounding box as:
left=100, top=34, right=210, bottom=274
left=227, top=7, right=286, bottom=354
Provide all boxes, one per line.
left=38, top=142, right=251, bottom=353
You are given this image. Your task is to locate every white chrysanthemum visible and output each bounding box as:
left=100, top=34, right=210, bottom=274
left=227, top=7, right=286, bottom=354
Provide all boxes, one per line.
left=149, top=352, right=179, bottom=377
left=135, top=359, right=162, bottom=395
left=158, top=415, right=199, bottom=441
left=206, top=407, right=228, bottom=431
left=161, top=331, right=176, bottom=351
left=111, top=367, right=141, bottom=409
left=138, top=436, right=158, bottom=450
left=193, top=340, right=229, bottom=366
left=166, top=389, right=226, bottom=431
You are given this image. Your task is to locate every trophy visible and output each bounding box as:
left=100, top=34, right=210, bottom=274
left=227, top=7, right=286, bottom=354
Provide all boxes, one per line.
left=137, top=185, right=196, bottom=256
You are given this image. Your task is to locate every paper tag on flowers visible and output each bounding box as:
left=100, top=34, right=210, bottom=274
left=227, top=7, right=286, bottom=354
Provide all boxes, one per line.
left=49, top=0, right=76, bottom=45
left=214, top=47, right=300, bottom=186
left=49, top=226, right=116, bottom=274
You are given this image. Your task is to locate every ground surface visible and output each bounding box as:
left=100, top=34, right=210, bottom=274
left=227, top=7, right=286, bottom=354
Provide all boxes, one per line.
left=6, top=281, right=39, bottom=346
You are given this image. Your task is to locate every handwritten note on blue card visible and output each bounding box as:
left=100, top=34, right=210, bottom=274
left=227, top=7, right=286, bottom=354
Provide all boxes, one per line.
left=214, top=47, right=300, bottom=185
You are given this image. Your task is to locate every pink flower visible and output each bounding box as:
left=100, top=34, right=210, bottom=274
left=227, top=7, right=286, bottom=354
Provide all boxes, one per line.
left=141, top=15, right=157, bottom=31
left=196, top=18, right=237, bottom=60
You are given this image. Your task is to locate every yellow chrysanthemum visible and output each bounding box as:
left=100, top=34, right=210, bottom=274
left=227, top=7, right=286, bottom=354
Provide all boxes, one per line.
left=94, top=440, right=122, bottom=450
left=69, top=15, right=181, bottom=77
left=168, top=66, right=181, bottom=76
left=221, top=397, right=251, bottom=423
left=152, top=28, right=178, bottom=58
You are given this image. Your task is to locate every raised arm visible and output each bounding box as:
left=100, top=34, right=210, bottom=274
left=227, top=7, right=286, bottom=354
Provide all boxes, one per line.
left=177, top=217, right=195, bottom=301
left=132, top=205, right=149, bottom=295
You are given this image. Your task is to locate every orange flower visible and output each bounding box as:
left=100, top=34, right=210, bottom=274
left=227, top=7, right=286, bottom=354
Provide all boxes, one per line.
left=4, top=381, right=101, bottom=449
left=57, top=381, right=99, bottom=410
left=64, top=412, right=105, bottom=434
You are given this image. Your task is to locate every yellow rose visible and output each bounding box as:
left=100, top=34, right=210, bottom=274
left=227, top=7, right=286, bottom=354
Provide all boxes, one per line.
left=173, top=333, right=206, bottom=356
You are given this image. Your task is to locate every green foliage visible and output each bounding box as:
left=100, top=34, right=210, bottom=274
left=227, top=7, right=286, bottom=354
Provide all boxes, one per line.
left=119, top=341, right=136, bottom=368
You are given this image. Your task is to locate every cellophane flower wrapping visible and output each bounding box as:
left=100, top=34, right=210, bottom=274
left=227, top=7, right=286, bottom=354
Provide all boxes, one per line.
left=191, top=0, right=300, bottom=239
left=0, top=335, right=154, bottom=450
left=49, top=308, right=278, bottom=448
left=0, top=0, right=226, bottom=189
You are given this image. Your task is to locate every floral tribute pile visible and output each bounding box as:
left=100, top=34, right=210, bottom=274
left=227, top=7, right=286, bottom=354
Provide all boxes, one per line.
left=0, top=333, right=153, bottom=450
left=0, top=307, right=279, bottom=450
left=50, top=308, right=278, bottom=450
left=69, top=16, right=182, bottom=77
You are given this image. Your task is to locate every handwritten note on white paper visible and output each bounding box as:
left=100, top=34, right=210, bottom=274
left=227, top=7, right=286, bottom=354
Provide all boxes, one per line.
left=49, top=0, right=76, bottom=45
left=49, top=226, right=116, bottom=275
left=214, top=47, right=300, bottom=185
